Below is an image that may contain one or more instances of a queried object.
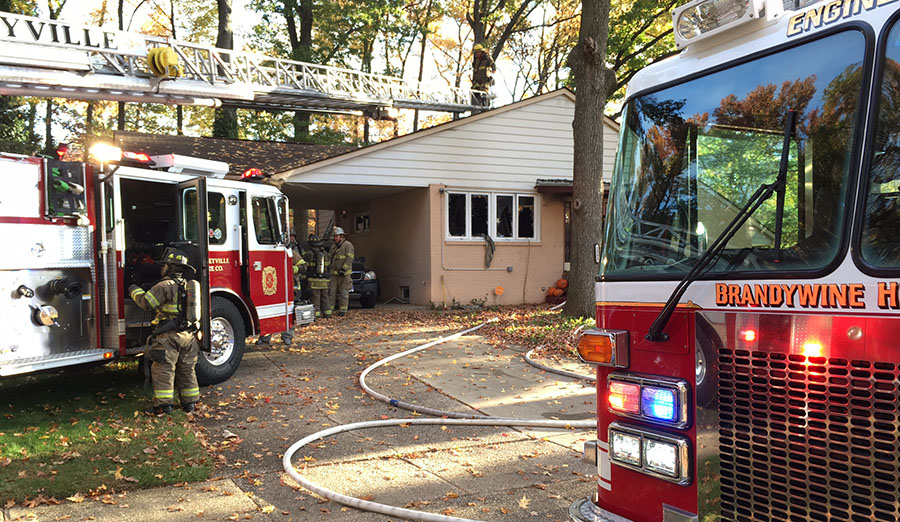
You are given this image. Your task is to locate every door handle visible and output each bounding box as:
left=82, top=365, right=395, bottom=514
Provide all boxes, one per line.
left=253, top=261, right=262, bottom=271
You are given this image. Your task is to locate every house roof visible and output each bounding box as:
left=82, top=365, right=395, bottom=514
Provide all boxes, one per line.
left=113, top=131, right=353, bottom=180
left=273, top=88, right=617, bottom=183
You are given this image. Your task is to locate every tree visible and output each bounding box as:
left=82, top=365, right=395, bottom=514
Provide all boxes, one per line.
left=0, top=0, right=40, bottom=154
left=505, top=0, right=579, bottom=98
left=212, top=0, right=238, bottom=138
left=564, top=0, right=614, bottom=318
left=42, top=0, right=66, bottom=154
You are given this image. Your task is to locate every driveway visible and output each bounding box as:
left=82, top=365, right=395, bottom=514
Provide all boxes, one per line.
left=8, top=305, right=598, bottom=522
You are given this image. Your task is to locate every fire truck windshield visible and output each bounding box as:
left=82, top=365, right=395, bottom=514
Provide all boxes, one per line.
left=602, top=29, right=866, bottom=280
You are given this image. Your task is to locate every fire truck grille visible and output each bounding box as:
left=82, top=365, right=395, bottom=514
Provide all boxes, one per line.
left=717, top=348, right=900, bottom=522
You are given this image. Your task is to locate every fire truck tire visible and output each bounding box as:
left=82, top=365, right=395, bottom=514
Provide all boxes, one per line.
left=695, top=320, right=720, bottom=408
left=196, top=297, right=245, bottom=386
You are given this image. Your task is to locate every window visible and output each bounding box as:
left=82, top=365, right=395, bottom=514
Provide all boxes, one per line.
left=184, top=191, right=228, bottom=245
left=862, top=19, right=900, bottom=269
left=207, top=193, right=227, bottom=244
left=252, top=196, right=277, bottom=245
left=446, top=190, right=538, bottom=240
left=355, top=212, right=371, bottom=233
left=602, top=29, right=864, bottom=278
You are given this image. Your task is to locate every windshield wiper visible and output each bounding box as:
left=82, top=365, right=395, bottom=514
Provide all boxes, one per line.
left=646, top=111, right=796, bottom=342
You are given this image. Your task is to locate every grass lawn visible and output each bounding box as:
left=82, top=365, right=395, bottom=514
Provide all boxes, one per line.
left=0, top=360, right=211, bottom=505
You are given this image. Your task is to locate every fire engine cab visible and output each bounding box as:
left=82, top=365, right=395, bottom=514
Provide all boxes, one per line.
left=573, top=0, right=900, bottom=521
left=0, top=145, right=302, bottom=384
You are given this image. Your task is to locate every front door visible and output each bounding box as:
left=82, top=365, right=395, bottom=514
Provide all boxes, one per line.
left=177, top=178, right=211, bottom=351
left=246, top=194, right=291, bottom=334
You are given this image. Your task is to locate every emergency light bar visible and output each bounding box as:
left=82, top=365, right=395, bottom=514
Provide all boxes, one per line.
left=674, top=0, right=784, bottom=49
left=150, top=154, right=228, bottom=179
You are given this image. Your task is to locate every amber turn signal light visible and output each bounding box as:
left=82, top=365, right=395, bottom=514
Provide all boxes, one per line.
left=576, top=329, right=629, bottom=368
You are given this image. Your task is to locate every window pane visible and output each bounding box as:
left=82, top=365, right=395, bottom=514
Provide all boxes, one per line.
left=252, top=196, right=276, bottom=244
left=183, top=188, right=197, bottom=241
left=518, top=196, right=535, bottom=238
left=471, top=194, right=488, bottom=237
left=602, top=30, right=864, bottom=277
left=448, top=193, right=466, bottom=237
left=275, top=196, right=288, bottom=244
left=496, top=195, right=513, bottom=238
left=208, top=192, right=227, bottom=245
left=863, top=20, right=900, bottom=267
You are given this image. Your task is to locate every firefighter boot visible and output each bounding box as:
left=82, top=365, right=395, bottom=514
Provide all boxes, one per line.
left=145, top=404, right=173, bottom=415
left=182, top=402, right=196, bottom=413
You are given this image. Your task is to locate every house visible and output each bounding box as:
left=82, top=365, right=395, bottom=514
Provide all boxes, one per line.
left=274, top=89, right=620, bottom=307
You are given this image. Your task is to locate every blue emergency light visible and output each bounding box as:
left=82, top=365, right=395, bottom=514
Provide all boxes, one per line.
left=641, top=386, right=677, bottom=422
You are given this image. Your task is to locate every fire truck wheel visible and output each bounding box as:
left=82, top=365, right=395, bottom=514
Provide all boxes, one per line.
left=196, top=297, right=246, bottom=386
left=695, top=320, right=720, bottom=409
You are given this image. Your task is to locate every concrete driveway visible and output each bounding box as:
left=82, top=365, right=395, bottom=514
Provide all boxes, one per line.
left=8, top=305, right=598, bottom=522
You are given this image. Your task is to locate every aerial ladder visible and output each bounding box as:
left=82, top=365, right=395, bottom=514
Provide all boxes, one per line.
left=0, top=10, right=486, bottom=117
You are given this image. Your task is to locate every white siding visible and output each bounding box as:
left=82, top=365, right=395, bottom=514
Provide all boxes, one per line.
left=283, top=92, right=619, bottom=191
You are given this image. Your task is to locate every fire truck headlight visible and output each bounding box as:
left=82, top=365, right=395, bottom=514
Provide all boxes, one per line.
left=609, top=430, right=642, bottom=467
left=609, top=422, right=691, bottom=485
left=89, top=143, right=123, bottom=164
left=577, top=329, right=629, bottom=367
left=644, top=439, right=678, bottom=477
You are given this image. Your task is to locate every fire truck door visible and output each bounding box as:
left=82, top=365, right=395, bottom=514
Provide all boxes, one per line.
left=246, top=194, right=291, bottom=334
left=99, top=177, right=124, bottom=352
left=177, top=178, right=211, bottom=352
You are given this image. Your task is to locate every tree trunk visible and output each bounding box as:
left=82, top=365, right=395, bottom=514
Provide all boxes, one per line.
left=564, top=0, right=614, bottom=319
left=287, top=0, right=313, bottom=141
left=43, top=99, right=53, bottom=154
left=213, top=0, right=238, bottom=138
left=292, top=112, right=310, bottom=141
left=118, top=0, right=126, bottom=131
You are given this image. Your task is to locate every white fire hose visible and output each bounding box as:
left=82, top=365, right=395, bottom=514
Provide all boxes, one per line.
left=282, top=318, right=597, bottom=522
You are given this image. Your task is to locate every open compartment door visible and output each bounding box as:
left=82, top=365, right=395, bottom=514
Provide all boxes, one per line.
left=177, top=177, right=211, bottom=352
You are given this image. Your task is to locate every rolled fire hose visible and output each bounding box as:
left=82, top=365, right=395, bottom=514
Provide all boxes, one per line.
left=283, top=317, right=598, bottom=522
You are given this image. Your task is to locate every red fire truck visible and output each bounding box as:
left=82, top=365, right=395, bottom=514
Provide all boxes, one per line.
left=0, top=145, right=308, bottom=384
left=572, top=1, right=900, bottom=521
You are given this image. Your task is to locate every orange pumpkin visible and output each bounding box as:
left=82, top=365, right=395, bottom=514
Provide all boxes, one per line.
left=556, top=278, right=568, bottom=289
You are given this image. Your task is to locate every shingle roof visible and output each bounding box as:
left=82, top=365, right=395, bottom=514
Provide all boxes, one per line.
left=113, top=131, right=353, bottom=180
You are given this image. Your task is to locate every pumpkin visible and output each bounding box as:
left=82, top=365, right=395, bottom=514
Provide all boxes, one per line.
left=549, top=287, right=563, bottom=297
left=556, top=278, right=568, bottom=289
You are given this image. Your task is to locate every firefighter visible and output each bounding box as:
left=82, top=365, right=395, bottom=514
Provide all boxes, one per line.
left=129, top=247, right=201, bottom=415
left=326, top=227, right=354, bottom=317
left=306, top=234, right=331, bottom=318
left=472, top=43, right=495, bottom=106
left=290, top=233, right=307, bottom=300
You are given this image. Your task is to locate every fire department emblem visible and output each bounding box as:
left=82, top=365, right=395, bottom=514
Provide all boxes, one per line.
left=262, top=266, right=278, bottom=296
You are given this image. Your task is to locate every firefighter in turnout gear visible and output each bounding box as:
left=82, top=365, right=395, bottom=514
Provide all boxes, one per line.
left=306, top=234, right=331, bottom=318
left=129, top=247, right=201, bottom=415
left=472, top=44, right=495, bottom=106
left=290, top=233, right=307, bottom=298
left=326, top=227, right=354, bottom=317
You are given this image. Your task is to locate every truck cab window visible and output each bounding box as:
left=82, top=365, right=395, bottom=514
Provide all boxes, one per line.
left=861, top=19, right=900, bottom=268
left=183, top=190, right=227, bottom=245
left=602, top=29, right=864, bottom=278
left=252, top=196, right=276, bottom=245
